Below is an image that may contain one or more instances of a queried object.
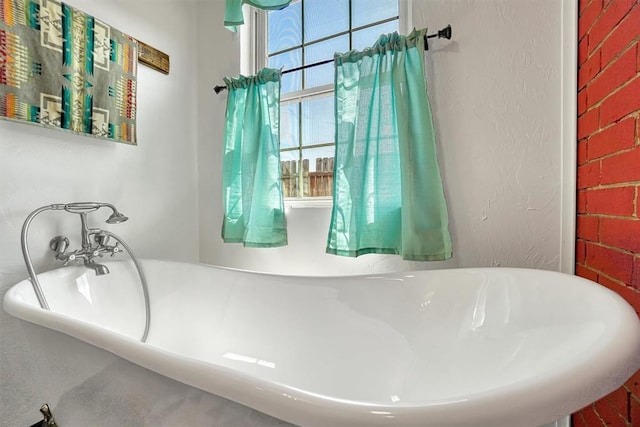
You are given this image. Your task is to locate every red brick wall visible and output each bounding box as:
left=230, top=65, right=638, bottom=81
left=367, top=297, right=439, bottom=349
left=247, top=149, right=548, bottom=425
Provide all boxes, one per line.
left=574, top=0, right=640, bottom=425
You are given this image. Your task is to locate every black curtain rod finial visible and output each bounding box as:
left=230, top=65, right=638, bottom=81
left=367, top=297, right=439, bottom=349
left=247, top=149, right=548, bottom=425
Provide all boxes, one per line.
left=423, top=24, right=452, bottom=50
left=438, top=24, right=452, bottom=40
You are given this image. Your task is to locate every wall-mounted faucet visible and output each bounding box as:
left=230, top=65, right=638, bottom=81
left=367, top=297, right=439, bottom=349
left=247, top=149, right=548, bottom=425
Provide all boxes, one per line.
left=21, top=202, right=129, bottom=310
left=48, top=203, right=127, bottom=276
left=47, top=205, right=126, bottom=275
left=21, top=202, right=151, bottom=342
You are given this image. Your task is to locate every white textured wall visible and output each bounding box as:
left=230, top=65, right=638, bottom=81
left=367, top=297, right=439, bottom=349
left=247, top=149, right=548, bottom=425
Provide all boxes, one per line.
left=199, top=0, right=564, bottom=275
left=0, top=1, right=200, bottom=423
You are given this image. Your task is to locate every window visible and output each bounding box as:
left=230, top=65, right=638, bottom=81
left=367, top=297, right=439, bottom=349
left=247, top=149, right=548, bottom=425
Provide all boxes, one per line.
left=251, top=0, right=406, bottom=202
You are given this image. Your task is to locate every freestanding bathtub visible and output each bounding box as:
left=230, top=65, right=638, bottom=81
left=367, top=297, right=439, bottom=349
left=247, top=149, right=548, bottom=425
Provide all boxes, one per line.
left=4, top=260, right=640, bottom=427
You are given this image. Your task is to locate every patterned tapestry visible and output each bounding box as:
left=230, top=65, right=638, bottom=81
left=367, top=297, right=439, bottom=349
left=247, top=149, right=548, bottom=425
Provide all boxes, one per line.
left=0, top=0, right=137, bottom=144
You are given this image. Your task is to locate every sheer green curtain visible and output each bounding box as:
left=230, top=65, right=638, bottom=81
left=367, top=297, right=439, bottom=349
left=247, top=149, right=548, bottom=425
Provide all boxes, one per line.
left=221, top=68, right=288, bottom=247
left=326, top=29, right=452, bottom=261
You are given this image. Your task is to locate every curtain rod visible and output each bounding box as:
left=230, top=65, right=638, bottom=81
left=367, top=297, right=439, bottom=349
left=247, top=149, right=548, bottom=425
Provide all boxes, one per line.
left=214, top=25, right=452, bottom=94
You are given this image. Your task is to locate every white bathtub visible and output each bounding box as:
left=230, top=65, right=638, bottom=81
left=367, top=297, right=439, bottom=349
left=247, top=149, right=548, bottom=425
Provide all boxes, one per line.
left=4, top=260, right=640, bottom=427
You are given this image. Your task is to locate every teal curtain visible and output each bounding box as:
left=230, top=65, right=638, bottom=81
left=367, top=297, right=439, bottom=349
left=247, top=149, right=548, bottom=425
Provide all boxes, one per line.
left=224, top=0, right=291, bottom=31
left=326, top=29, right=452, bottom=261
left=221, top=68, right=288, bottom=248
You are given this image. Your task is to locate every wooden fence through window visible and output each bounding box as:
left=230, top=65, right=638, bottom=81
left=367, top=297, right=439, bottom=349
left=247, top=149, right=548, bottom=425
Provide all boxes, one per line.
left=281, top=157, right=334, bottom=197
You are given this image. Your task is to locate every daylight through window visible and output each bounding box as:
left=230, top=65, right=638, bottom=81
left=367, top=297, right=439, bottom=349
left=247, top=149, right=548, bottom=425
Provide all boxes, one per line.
left=266, top=0, right=400, bottom=199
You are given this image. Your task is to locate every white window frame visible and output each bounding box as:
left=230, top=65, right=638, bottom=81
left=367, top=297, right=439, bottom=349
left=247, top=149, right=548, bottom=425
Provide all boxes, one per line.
left=242, top=0, right=411, bottom=208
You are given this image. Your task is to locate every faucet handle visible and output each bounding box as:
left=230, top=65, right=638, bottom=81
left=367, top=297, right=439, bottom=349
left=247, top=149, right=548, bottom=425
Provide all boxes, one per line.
left=109, top=242, right=122, bottom=257
left=62, top=253, right=77, bottom=266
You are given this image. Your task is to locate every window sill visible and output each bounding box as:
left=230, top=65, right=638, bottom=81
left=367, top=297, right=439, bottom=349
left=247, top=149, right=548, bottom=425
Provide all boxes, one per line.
left=284, top=197, right=333, bottom=209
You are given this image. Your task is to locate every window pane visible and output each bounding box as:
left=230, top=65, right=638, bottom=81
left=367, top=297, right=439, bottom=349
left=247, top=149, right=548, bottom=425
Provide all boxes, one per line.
left=280, top=150, right=301, bottom=198
left=352, top=0, right=398, bottom=29
left=303, top=0, right=348, bottom=43
left=268, top=49, right=302, bottom=93
left=302, top=96, right=334, bottom=147
left=304, top=35, right=348, bottom=88
left=280, top=104, right=300, bottom=150
left=267, top=1, right=302, bottom=54
left=302, top=147, right=334, bottom=197
left=351, top=19, right=399, bottom=51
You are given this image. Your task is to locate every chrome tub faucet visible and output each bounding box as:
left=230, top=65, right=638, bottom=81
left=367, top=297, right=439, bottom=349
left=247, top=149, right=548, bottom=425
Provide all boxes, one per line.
left=22, top=202, right=129, bottom=309
left=21, top=202, right=151, bottom=342
left=48, top=204, right=127, bottom=275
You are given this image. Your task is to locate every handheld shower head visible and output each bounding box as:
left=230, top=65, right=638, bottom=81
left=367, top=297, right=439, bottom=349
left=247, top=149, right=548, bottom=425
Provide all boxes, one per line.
left=106, top=211, right=128, bottom=224
left=64, top=202, right=128, bottom=224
